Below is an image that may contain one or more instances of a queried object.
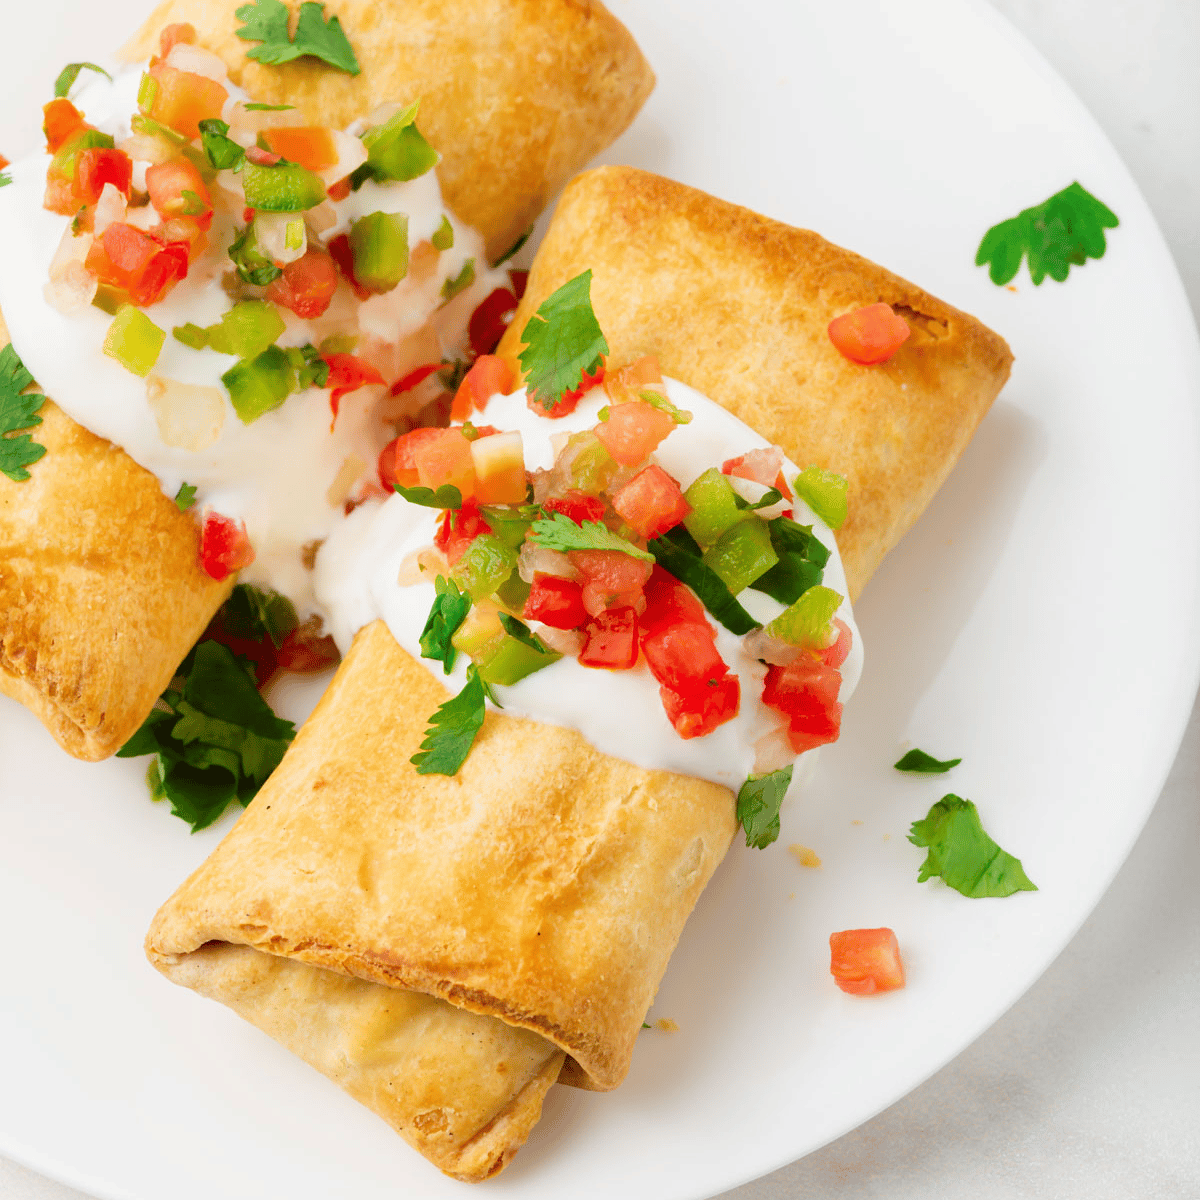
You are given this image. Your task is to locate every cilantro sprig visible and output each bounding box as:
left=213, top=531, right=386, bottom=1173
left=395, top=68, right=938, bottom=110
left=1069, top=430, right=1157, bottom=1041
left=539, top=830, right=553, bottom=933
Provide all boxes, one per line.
left=894, top=748, right=962, bottom=774
left=908, top=795, right=1037, bottom=898
left=648, top=525, right=759, bottom=636
left=498, top=613, right=553, bottom=654
left=411, top=664, right=487, bottom=775
left=221, top=583, right=299, bottom=648
left=530, top=510, right=653, bottom=562
left=0, top=344, right=47, bottom=483
left=518, top=270, right=608, bottom=414
left=750, top=518, right=829, bottom=607
left=737, top=765, right=794, bottom=849
left=198, top=118, right=245, bottom=171
left=235, top=0, right=361, bottom=75
left=395, top=483, right=463, bottom=510
left=174, top=482, right=198, bottom=511
left=54, top=62, right=111, bottom=99
left=976, top=182, right=1119, bottom=286
left=419, top=577, right=471, bottom=675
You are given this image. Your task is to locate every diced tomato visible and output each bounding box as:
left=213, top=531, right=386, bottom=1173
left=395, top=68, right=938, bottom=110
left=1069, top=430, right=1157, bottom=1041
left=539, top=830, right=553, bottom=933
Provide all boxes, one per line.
left=524, top=573, right=588, bottom=630
left=43, top=175, right=76, bottom=216
left=145, top=158, right=213, bottom=229
left=827, top=302, right=911, bottom=366
left=468, top=287, right=519, bottom=357
left=595, top=400, right=676, bottom=466
left=43, top=99, right=88, bottom=154
left=542, top=490, right=606, bottom=526
left=434, top=499, right=492, bottom=565
left=410, top=427, right=476, bottom=496
left=158, top=22, right=196, bottom=57
left=640, top=566, right=707, bottom=633
left=450, top=354, right=514, bottom=421
left=265, top=249, right=339, bottom=319
left=144, top=63, right=228, bottom=140
left=151, top=217, right=208, bottom=263
left=642, top=622, right=725, bottom=695
left=470, top=430, right=525, bottom=504
left=328, top=232, right=372, bottom=300
left=0, top=155, right=7, bottom=171
left=323, top=354, right=384, bottom=425
left=245, top=144, right=282, bottom=167
left=509, top=268, right=528, bottom=299
left=611, top=464, right=691, bottom=540
left=761, top=657, right=843, bottom=755
left=579, top=605, right=639, bottom=670
left=604, top=354, right=663, bottom=405
left=529, top=361, right=605, bottom=418
left=829, top=928, right=906, bottom=996
left=569, top=550, right=652, bottom=618
left=327, top=177, right=352, bottom=202
left=389, top=362, right=442, bottom=397
left=199, top=512, right=254, bottom=581
left=276, top=618, right=341, bottom=674
left=261, top=126, right=337, bottom=172
left=378, top=427, right=446, bottom=490
left=72, top=147, right=132, bottom=206
left=86, top=222, right=189, bottom=306
left=659, top=673, right=740, bottom=739
left=821, top=619, right=853, bottom=670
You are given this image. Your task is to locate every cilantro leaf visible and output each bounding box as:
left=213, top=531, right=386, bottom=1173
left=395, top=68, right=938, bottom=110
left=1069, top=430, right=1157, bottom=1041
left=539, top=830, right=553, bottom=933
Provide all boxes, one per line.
left=976, top=181, right=1119, bottom=286
left=518, top=270, right=609, bottom=413
left=441, top=258, right=475, bottom=302
left=220, top=583, right=299, bottom=648
left=285, top=343, right=329, bottom=389
left=750, top=518, right=829, bottom=607
left=395, top=483, right=463, bottom=510
left=0, top=173, right=10, bottom=189
left=54, top=62, right=111, bottom=98
left=908, top=794, right=1037, bottom=898
left=411, top=664, right=487, bottom=775
left=0, top=344, right=47, bottom=483
left=737, top=765, right=794, bottom=849
left=648, top=525, right=759, bottom=635
left=235, top=0, right=361, bottom=74
left=732, top=486, right=783, bottom=512
left=431, top=216, right=454, bottom=252
left=530, top=510, right=653, bottom=562
left=419, top=576, right=471, bottom=675
left=198, top=118, right=245, bottom=171
left=894, top=748, right=962, bottom=774
left=491, top=225, right=533, bottom=268
left=498, top=613, right=552, bottom=653
left=174, top=482, right=198, bottom=511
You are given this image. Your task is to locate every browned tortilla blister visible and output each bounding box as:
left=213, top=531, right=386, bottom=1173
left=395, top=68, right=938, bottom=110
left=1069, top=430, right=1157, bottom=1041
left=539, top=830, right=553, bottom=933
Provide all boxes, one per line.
left=146, top=169, right=1012, bottom=1179
left=0, top=0, right=653, bottom=760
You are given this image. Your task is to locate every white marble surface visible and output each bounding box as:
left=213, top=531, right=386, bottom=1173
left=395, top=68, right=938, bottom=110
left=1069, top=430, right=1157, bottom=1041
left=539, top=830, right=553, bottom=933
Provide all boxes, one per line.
left=3, top=0, right=1199, bottom=1197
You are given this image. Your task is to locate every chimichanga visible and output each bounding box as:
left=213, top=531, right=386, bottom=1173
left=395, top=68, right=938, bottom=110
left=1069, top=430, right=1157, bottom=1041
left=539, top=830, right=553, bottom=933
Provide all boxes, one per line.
left=146, top=169, right=1011, bottom=1179
left=0, top=1, right=652, bottom=761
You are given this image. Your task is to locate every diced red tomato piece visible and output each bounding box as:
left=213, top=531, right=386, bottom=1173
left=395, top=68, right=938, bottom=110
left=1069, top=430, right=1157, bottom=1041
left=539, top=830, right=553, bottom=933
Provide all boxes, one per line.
left=323, top=354, right=384, bottom=425
left=659, top=673, right=740, bottom=739
left=604, top=354, right=663, bottom=405
left=827, top=303, right=911, bottom=366
left=327, top=177, right=351, bottom=202
left=509, top=268, right=528, bottom=299
left=73, top=147, right=132, bottom=206
left=413, top=427, right=476, bottom=496
left=158, top=22, right=196, bottom=57
left=151, top=217, right=208, bottom=263
left=830, top=928, right=906, bottom=996
left=378, top=427, right=445, bottom=490
left=328, top=232, right=372, bottom=301
left=43, top=175, right=76, bottom=216
left=450, top=354, right=514, bottom=421
left=261, top=126, right=337, bottom=172
left=524, top=573, right=588, bottom=630
left=569, top=549, right=652, bottom=617
left=579, top=605, right=639, bottom=670
left=642, top=622, right=725, bottom=695
left=245, top=144, right=283, bottom=167
left=86, top=222, right=189, bottom=306
left=595, top=400, right=676, bottom=466
left=199, top=512, right=254, bottom=581
left=468, top=286, right=519, bottom=357
left=821, top=619, right=853, bottom=670
left=611, top=464, right=691, bottom=540
left=389, top=362, right=442, bottom=397
left=265, top=249, right=339, bottom=319
left=145, top=158, right=212, bottom=229
left=276, top=618, right=341, bottom=674
left=434, top=499, right=492, bottom=565
left=761, top=657, right=843, bottom=755
left=529, top=361, right=605, bottom=418
left=640, top=566, right=707, bottom=633
left=43, top=99, right=88, bottom=154
left=542, top=490, right=606, bottom=526
left=144, top=63, right=228, bottom=140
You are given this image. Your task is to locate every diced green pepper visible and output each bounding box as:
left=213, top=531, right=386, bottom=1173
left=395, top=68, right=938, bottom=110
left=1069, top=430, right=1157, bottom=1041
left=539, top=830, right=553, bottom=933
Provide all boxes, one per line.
left=241, top=160, right=327, bottom=213
left=206, top=301, right=286, bottom=360
left=683, top=468, right=745, bottom=547
left=172, top=322, right=209, bottom=350
left=449, top=533, right=518, bottom=601
left=431, top=216, right=454, bottom=251
left=476, top=636, right=560, bottom=686
left=91, top=285, right=125, bottom=316
left=450, top=606, right=505, bottom=660
left=51, top=129, right=115, bottom=181
left=568, top=432, right=617, bottom=494
left=766, top=584, right=843, bottom=648
left=793, top=465, right=848, bottom=530
left=103, top=305, right=165, bottom=377
left=495, top=571, right=532, bottom=614
left=354, top=102, right=440, bottom=187
left=702, top=516, right=779, bottom=594
left=480, top=507, right=533, bottom=552
left=349, top=211, right=409, bottom=293
left=441, top=258, right=475, bottom=302
left=221, top=345, right=295, bottom=423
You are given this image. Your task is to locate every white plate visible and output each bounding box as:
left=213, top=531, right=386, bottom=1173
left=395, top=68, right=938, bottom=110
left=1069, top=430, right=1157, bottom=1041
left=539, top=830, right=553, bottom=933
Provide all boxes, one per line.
left=2, top=2, right=1199, bottom=1199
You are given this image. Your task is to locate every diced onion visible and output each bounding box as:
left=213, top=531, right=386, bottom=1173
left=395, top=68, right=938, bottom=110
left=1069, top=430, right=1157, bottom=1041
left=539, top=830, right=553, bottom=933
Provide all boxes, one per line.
left=518, top=542, right=577, bottom=584
left=727, top=474, right=789, bottom=520
left=93, top=183, right=127, bottom=237
left=326, top=455, right=366, bottom=508
left=254, top=212, right=307, bottom=265
left=753, top=726, right=795, bottom=775
left=319, top=129, right=368, bottom=186
left=306, top=200, right=338, bottom=236
left=533, top=625, right=586, bottom=657
left=165, top=42, right=231, bottom=86
left=145, top=376, right=226, bottom=451
left=43, top=262, right=98, bottom=315
left=48, top=226, right=92, bottom=279
left=742, top=626, right=804, bottom=666
left=224, top=99, right=306, bottom=145
left=119, top=134, right=173, bottom=167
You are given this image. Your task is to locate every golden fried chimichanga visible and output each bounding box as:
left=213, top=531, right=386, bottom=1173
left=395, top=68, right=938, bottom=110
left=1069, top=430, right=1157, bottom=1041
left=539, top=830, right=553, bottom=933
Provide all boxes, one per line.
left=0, top=2, right=653, bottom=761
left=146, top=169, right=1012, bottom=1180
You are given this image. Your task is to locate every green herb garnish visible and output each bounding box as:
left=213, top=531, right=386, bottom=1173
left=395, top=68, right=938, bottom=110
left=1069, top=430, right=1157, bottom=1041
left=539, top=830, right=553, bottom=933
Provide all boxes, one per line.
left=737, top=765, right=794, bottom=849
left=976, top=181, right=1119, bottom=286
left=0, top=344, right=47, bottom=483
left=286, top=343, right=329, bottom=389
left=395, top=483, right=463, bottom=510
left=441, top=258, right=475, bottom=302
left=54, top=62, right=111, bottom=99
left=894, top=749, right=962, bottom=774
left=639, top=389, right=692, bottom=424
left=498, top=613, right=552, bottom=654
left=431, top=216, right=454, bottom=251
left=236, top=0, right=361, bottom=75
left=518, top=269, right=608, bottom=414
left=492, top=225, right=533, bottom=268
left=173, top=482, right=198, bottom=511
left=909, top=794, right=1038, bottom=898
left=530, top=510, right=653, bottom=562
left=243, top=102, right=295, bottom=111
left=648, top=525, right=759, bottom=636
left=198, top=118, right=245, bottom=171
left=750, top=518, right=829, bottom=607
left=410, top=663, right=487, bottom=775
left=0, top=173, right=11, bottom=189
left=220, top=583, right=299, bottom=648
left=419, top=576, right=471, bottom=675
left=228, top=223, right=282, bottom=287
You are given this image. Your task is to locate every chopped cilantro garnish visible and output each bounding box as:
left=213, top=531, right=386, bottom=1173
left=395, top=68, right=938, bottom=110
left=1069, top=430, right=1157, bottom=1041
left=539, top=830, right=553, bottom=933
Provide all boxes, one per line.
left=976, top=181, right=1119, bottom=286
left=639, top=389, right=692, bottom=424
left=220, top=583, right=299, bottom=648
left=243, top=102, right=295, bottom=111
left=419, top=576, right=471, bottom=675
left=54, top=62, right=111, bottom=99
left=737, top=765, right=794, bottom=849
left=0, top=344, right=47, bottom=483
left=228, top=223, right=282, bottom=286
left=518, top=270, right=608, bottom=414
left=733, top=486, right=783, bottom=512
left=530, top=510, right=653, bottom=562
left=410, top=664, right=487, bottom=775
left=395, top=483, right=463, bottom=510
left=749, top=518, right=829, bottom=607
left=286, top=343, right=329, bottom=389
left=894, top=748, right=962, bottom=774
left=198, top=118, right=245, bottom=171
left=492, top=225, right=533, bottom=268
left=118, top=640, right=296, bottom=831
left=174, top=482, right=198, bottom=511
left=498, top=613, right=552, bottom=654
left=235, top=0, right=361, bottom=75
left=179, top=189, right=207, bottom=216
left=908, top=794, right=1038, bottom=898
left=441, top=258, right=475, bottom=302
left=438, top=358, right=470, bottom=394
left=431, top=216, right=454, bottom=251
left=0, top=173, right=10, bottom=189
left=648, top=524, right=759, bottom=636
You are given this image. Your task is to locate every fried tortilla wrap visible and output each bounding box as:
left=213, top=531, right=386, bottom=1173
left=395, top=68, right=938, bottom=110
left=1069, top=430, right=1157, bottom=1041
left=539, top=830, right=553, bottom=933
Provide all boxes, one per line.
left=145, top=170, right=1012, bottom=1178
left=0, top=2, right=653, bottom=761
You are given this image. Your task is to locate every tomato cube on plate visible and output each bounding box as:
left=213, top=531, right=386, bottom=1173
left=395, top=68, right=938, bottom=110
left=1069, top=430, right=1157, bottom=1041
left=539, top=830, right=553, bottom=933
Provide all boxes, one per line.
left=611, top=464, right=691, bottom=540
left=827, top=302, right=911, bottom=365
left=199, top=512, right=255, bottom=581
left=579, top=605, right=639, bottom=670
left=829, top=928, right=906, bottom=995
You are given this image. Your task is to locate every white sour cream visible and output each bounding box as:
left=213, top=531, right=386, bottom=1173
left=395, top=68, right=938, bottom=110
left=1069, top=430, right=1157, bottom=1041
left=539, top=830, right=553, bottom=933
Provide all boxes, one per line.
left=313, top=379, right=864, bottom=791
